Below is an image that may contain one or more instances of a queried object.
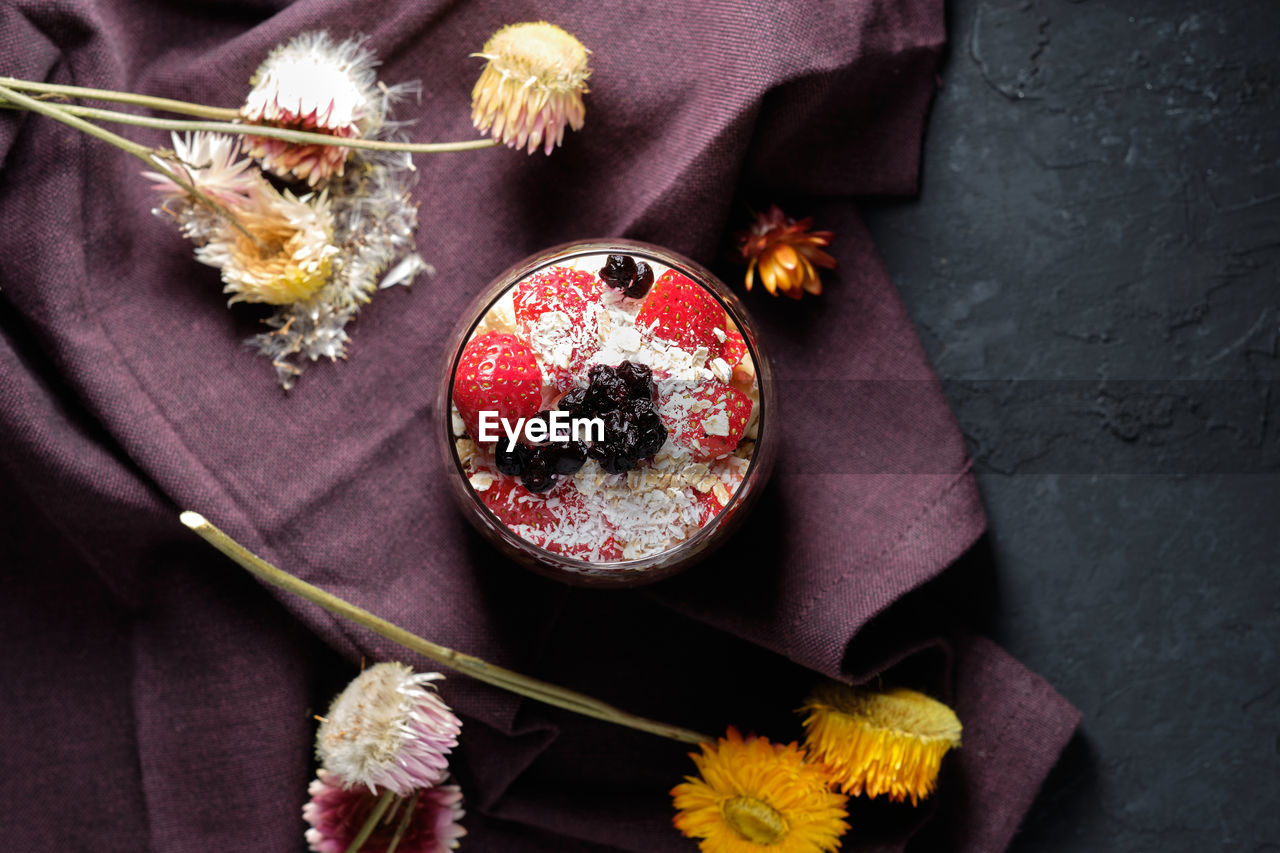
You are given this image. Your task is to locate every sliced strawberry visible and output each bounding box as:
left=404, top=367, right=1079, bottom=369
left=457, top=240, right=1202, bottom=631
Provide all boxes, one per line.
left=478, top=476, right=569, bottom=530
left=453, top=331, right=542, bottom=440
left=661, top=382, right=753, bottom=461
left=479, top=478, right=622, bottom=558
left=716, top=330, right=748, bottom=368
left=513, top=266, right=602, bottom=389
left=513, top=266, right=600, bottom=329
left=636, top=270, right=723, bottom=353
left=692, top=490, right=724, bottom=525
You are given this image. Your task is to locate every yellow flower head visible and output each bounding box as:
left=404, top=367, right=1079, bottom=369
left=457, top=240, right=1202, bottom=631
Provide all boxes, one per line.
left=736, top=206, right=836, bottom=299
left=471, top=22, right=591, bottom=155
left=671, top=727, right=849, bottom=853
left=194, top=184, right=338, bottom=306
left=800, top=683, right=962, bottom=806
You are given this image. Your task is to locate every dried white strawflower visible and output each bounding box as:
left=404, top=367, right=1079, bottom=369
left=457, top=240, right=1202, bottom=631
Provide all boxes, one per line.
left=247, top=145, right=428, bottom=387
left=241, top=31, right=414, bottom=184
left=316, top=663, right=462, bottom=795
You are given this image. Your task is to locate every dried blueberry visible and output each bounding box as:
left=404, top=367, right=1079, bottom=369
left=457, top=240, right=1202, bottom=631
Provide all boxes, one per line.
left=558, top=387, right=589, bottom=415
left=586, top=364, right=629, bottom=410
left=616, top=361, right=656, bottom=399
left=626, top=261, right=654, bottom=298
left=599, top=254, right=637, bottom=293
left=598, top=454, right=636, bottom=475
left=598, top=255, right=654, bottom=299
left=521, top=454, right=556, bottom=493
left=495, top=444, right=525, bottom=476
left=550, top=441, right=588, bottom=475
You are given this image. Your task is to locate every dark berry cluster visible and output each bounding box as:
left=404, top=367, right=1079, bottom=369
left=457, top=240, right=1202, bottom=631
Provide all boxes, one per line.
left=599, top=254, right=654, bottom=299
left=498, top=362, right=668, bottom=490
left=495, top=411, right=588, bottom=493
left=561, top=362, right=667, bottom=475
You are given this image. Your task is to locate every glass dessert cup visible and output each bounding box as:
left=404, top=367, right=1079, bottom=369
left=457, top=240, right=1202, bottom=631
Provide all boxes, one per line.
left=438, top=239, right=777, bottom=588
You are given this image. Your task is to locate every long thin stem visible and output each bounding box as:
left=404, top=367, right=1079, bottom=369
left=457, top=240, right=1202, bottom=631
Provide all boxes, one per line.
left=180, top=511, right=712, bottom=745
left=344, top=790, right=395, bottom=853
left=0, top=76, right=240, bottom=119
left=385, top=795, right=415, bottom=853
left=0, top=94, right=499, bottom=154
left=0, top=83, right=263, bottom=247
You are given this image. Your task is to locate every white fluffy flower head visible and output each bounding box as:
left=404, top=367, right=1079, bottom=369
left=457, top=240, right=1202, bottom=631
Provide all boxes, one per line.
left=316, top=663, right=462, bottom=796
left=241, top=31, right=388, bottom=184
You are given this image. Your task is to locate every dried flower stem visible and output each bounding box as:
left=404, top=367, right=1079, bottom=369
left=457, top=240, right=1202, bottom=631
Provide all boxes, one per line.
left=385, top=795, right=415, bottom=853
left=180, top=511, right=712, bottom=745
left=345, top=789, right=396, bottom=853
left=0, top=86, right=499, bottom=154
left=0, top=76, right=241, bottom=119
left=0, top=82, right=264, bottom=248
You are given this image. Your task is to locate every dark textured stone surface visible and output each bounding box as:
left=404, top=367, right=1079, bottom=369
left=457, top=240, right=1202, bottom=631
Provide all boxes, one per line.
left=861, top=0, right=1280, bottom=848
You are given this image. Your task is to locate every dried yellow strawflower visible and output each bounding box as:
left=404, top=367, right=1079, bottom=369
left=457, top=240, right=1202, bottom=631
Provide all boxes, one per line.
left=800, top=682, right=962, bottom=805
left=672, top=727, right=849, bottom=852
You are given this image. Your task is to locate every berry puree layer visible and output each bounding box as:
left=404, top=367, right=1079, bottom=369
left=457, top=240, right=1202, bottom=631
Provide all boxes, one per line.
left=448, top=251, right=762, bottom=565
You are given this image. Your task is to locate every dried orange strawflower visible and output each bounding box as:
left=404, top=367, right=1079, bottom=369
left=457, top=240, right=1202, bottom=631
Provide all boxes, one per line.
left=471, top=22, right=591, bottom=155
left=736, top=206, right=836, bottom=299
left=671, top=727, right=849, bottom=852
left=800, top=682, right=962, bottom=806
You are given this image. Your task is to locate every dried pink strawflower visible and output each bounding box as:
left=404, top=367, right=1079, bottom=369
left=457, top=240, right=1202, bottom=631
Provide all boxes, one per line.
left=144, top=132, right=259, bottom=208
left=303, top=769, right=466, bottom=853
left=316, top=663, right=462, bottom=795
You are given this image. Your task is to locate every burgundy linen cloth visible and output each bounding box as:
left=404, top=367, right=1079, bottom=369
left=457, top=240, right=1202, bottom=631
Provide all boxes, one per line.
left=0, top=0, right=1079, bottom=851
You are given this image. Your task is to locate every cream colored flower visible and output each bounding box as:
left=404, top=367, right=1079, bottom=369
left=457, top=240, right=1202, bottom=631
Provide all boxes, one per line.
left=471, top=22, right=590, bottom=155
left=194, top=183, right=338, bottom=305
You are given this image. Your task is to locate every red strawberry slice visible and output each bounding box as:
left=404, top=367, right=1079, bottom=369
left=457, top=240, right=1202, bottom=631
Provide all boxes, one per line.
left=476, top=471, right=628, bottom=560
left=513, top=266, right=602, bottom=389
left=636, top=270, right=723, bottom=353
left=453, top=331, right=542, bottom=441
left=715, top=330, right=748, bottom=368
left=661, top=382, right=753, bottom=461
left=479, top=478, right=622, bottom=558
left=478, top=476, right=569, bottom=530
left=692, top=490, right=725, bottom=525
left=513, top=267, right=600, bottom=329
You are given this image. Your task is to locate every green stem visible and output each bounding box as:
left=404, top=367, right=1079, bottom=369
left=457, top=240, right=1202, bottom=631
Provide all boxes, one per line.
left=385, top=795, right=416, bottom=853
left=179, top=511, right=711, bottom=745
left=0, top=82, right=263, bottom=248
left=0, top=76, right=241, bottom=119
left=0, top=95, right=499, bottom=154
left=344, top=789, right=395, bottom=853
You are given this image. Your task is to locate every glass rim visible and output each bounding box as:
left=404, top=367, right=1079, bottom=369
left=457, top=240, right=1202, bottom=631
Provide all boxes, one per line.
left=441, top=238, right=775, bottom=579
